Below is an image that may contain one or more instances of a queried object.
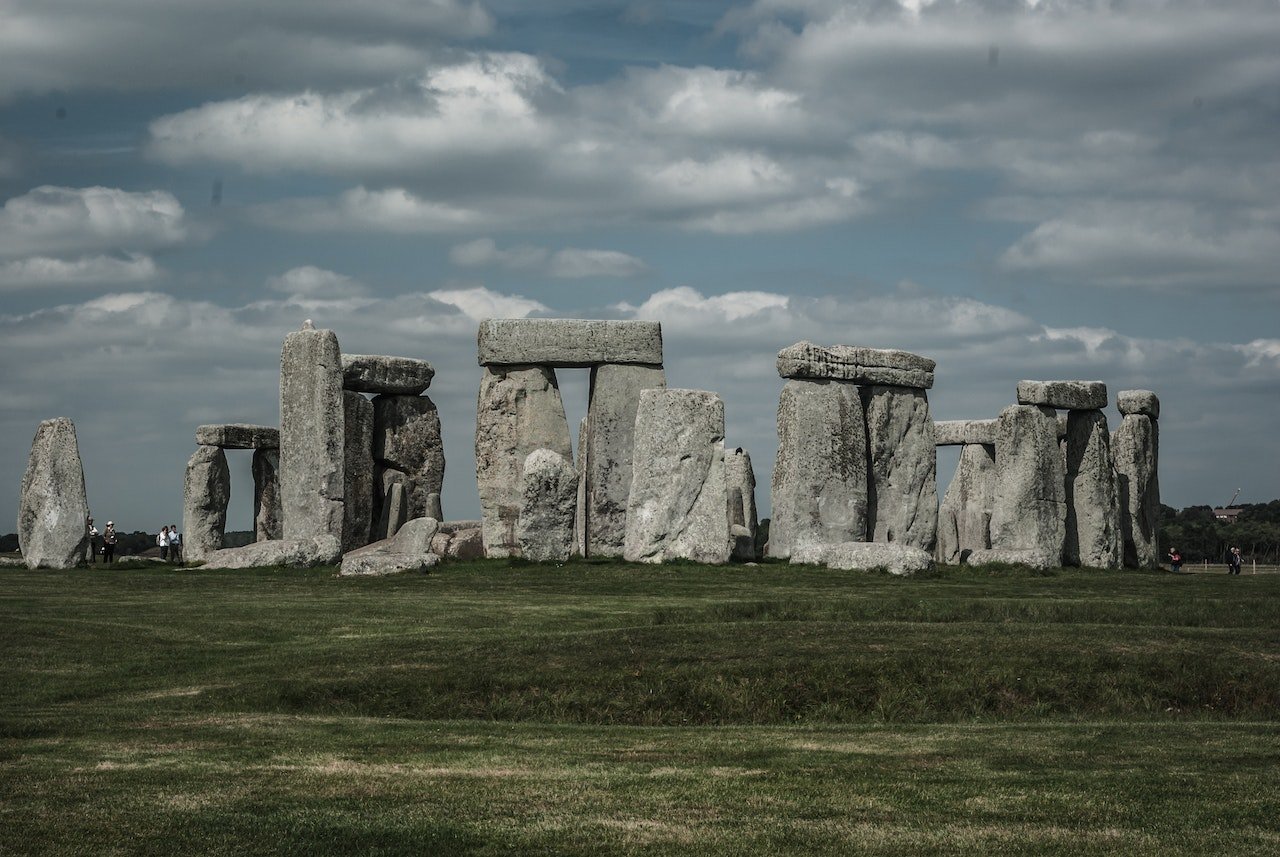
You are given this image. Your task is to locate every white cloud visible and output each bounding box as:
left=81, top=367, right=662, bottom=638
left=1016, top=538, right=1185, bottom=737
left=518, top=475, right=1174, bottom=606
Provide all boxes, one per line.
left=426, top=285, right=548, bottom=321
left=449, top=238, right=548, bottom=270
left=547, top=248, right=647, bottom=279
left=0, top=253, right=158, bottom=289
left=252, top=187, right=489, bottom=233
left=266, top=266, right=369, bottom=299
left=0, top=186, right=187, bottom=257
left=449, top=238, right=646, bottom=279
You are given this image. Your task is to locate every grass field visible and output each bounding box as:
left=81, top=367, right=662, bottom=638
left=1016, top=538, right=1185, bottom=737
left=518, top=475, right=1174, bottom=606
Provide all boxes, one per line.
left=2, top=560, right=1278, bottom=855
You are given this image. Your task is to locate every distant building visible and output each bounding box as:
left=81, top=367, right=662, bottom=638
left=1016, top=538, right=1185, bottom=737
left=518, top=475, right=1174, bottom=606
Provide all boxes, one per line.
left=1213, top=507, right=1243, bottom=524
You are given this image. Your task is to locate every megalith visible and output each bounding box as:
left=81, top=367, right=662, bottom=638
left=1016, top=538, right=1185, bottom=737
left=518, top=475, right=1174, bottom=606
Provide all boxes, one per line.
left=1114, top=390, right=1160, bottom=568
left=725, top=447, right=759, bottom=561
left=516, top=449, right=578, bottom=562
left=183, top=444, right=231, bottom=562
left=342, top=391, right=375, bottom=552
left=279, top=325, right=345, bottom=542
left=624, top=389, right=730, bottom=564
left=372, top=394, right=445, bottom=524
left=769, top=379, right=868, bottom=559
left=18, top=417, right=89, bottom=569
left=475, top=365, right=573, bottom=557
left=251, top=448, right=282, bottom=541
left=862, top=386, right=937, bottom=550
left=1064, top=409, right=1121, bottom=568
left=574, top=416, right=588, bottom=558
left=935, top=442, right=996, bottom=565
left=989, top=404, right=1066, bottom=563
left=583, top=363, right=666, bottom=557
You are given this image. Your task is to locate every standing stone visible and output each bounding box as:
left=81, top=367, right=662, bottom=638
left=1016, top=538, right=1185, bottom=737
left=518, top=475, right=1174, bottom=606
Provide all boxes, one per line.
left=574, top=416, right=588, bottom=558
left=475, top=365, right=573, bottom=557
left=251, top=448, right=282, bottom=541
left=17, top=418, right=89, bottom=569
left=935, top=443, right=997, bottom=565
left=342, top=391, right=375, bottom=552
left=862, top=386, right=937, bottom=550
left=279, top=326, right=345, bottom=542
left=372, top=394, right=445, bottom=523
left=1114, top=395, right=1160, bottom=569
left=989, top=404, right=1066, bottom=564
left=624, top=389, right=730, bottom=564
left=370, top=465, right=407, bottom=541
left=516, top=449, right=578, bottom=562
left=769, top=379, right=868, bottom=559
left=377, top=481, right=409, bottom=543
left=584, top=363, right=666, bottom=557
left=725, top=447, right=758, bottom=561
left=183, top=445, right=231, bottom=563
left=1064, top=410, right=1121, bottom=568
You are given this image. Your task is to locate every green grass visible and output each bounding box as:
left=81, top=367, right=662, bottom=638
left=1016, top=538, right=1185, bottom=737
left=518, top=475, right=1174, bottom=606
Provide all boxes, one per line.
left=2, top=561, right=1278, bottom=854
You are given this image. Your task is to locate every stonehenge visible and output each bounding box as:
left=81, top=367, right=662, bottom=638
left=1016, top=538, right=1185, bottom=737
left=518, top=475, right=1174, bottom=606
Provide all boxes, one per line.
left=1114, top=390, right=1161, bottom=568
left=279, top=325, right=346, bottom=542
left=18, top=417, right=89, bottom=569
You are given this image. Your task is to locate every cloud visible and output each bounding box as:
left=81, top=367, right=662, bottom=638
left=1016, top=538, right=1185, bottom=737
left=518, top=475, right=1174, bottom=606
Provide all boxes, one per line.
left=426, top=285, right=548, bottom=321
left=547, top=248, right=647, bottom=279
left=449, top=238, right=647, bottom=279
left=252, top=187, right=489, bottom=234
left=266, top=266, right=370, bottom=299
left=0, top=253, right=158, bottom=289
left=0, top=186, right=188, bottom=258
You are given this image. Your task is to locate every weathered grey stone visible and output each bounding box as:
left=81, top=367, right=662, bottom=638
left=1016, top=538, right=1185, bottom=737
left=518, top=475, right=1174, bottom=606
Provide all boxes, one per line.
left=1117, top=389, right=1160, bottom=419
left=478, top=319, right=663, bottom=367
left=342, top=391, right=374, bottom=552
left=376, top=480, right=409, bottom=542
left=430, top=521, right=485, bottom=560
left=339, top=517, right=440, bottom=577
left=194, top=424, right=279, bottom=449
left=516, top=449, right=578, bottom=562
left=199, top=534, right=342, bottom=569
left=935, top=442, right=996, bottom=565
left=370, top=465, right=405, bottom=541
left=769, top=379, right=868, bottom=559
left=341, top=354, right=434, bottom=395
left=791, top=541, right=934, bottom=575
left=476, top=365, right=573, bottom=557
left=18, top=417, right=89, bottom=569
left=776, top=341, right=935, bottom=388
left=574, top=416, right=587, bottom=558
left=372, top=394, right=445, bottom=524
left=965, top=547, right=1060, bottom=571
left=990, top=405, right=1066, bottom=563
left=862, top=386, right=937, bottom=549
left=934, top=420, right=997, bottom=446
left=1114, top=412, right=1160, bottom=568
left=251, top=448, right=282, bottom=542
left=725, top=447, right=759, bottom=561
left=183, top=445, right=230, bottom=563
left=584, top=363, right=666, bottom=557
left=280, top=326, right=345, bottom=541
left=624, top=389, right=730, bottom=564
left=1016, top=380, right=1108, bottom=411
left=1064, top=410, right=1121, bottom=568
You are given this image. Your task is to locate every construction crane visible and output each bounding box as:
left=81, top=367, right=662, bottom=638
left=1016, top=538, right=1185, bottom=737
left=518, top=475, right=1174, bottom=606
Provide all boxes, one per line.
left=1226, top=488, right=1241, bottom=508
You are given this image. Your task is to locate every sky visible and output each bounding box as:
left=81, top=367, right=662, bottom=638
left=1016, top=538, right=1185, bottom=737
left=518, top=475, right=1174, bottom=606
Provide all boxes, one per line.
left=2, top=0, right=1278, bottom=535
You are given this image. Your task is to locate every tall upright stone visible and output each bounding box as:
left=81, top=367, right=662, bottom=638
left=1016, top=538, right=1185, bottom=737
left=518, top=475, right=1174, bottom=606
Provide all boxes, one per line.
left=475, top=365, right=573, bottom=557
left=372, top=394, right=444, bottom=524
left=279, top=325, right=345, bottom=542
left=990, top=404, right=1066, bottom=564
left=343, top=391, right=375, bottom=552
left=935, top=442, right=996, bottom=565
left=583, top=363, right=666, bottom=557
left=1064, top=410, right=1121, bottom=568
left=725, top=447, right=759, bottom=561
left=18, top=417, right=89, bottom=569
left=862, top=386, right=937, bottom=549
left=574, top=416, right=588, bottom=558
left=251, top=448, right=282, bottom=541
left=1114, top=391, right=1160, bottom=569
left=769, top=379, right=867, bottom=559
left=516, top=449, right=578, bottom=562
left=183, top=445, right=230, bottom=562
left=624, top=389, right=730, bottom=564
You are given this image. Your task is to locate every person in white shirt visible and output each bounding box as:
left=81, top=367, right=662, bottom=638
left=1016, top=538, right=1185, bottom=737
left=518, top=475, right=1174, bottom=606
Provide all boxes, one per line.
left=158, top=526, right=169, bottom=561
left=169, top=525, right=181, bottom=563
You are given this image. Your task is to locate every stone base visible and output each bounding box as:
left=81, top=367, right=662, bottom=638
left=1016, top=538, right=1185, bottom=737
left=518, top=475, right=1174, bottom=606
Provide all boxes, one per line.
left=790, top=541, right=934, bottom=575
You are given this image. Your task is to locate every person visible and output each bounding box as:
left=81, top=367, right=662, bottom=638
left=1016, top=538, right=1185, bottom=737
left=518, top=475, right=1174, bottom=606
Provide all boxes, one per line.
left=158, top=526, right=169, bottom=561
left=1229, top=546, right=1243, bottom=575
left=102, top=522, right=118, bottom=563
left=1168, top=547, right=1182, bottom=573
left=169, top=525, right=181, bottom=563
left=86, top=516, right=99, bottom=564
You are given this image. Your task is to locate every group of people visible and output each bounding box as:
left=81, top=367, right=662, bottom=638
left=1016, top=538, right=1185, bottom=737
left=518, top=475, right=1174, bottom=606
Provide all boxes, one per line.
left=1166, top=546, right=1245, bottom=574
left=157, top=525, right=182, bottom=562
left=85, top=517, right=117, bottom=563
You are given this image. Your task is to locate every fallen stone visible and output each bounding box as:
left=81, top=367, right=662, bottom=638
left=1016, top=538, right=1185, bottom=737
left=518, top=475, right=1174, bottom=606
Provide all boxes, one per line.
left=342, top=354, right=435, bottom=395
left=251, top=448, right=282, bottom=542
left=989, top=404, right=1066, bottom=564
left=583, top=363, right=666, bottom=557
left=935, top=442, right=996, bottom=565
left=725, top=447, right=759, bottom=561
left=1114, top=412, right=1160, bottom=568
left=18, top=417, right=89, bottom=569
left=1016, top=380, right=1107, bottom=411
left=776, top=341, right=935, bottom=388
left=769, top=379, right=868, bottom=559
left=1064, top=410, right=1121, bottom=568
left=183, top=445, right=230, bottom=563
left=279, top=325, right=345, bottom=541
left=791, top=541, right=934, bottom=575
left=933, top=419, right=997, bottom=446
left=430, top=521, right=485, bottom=560
left=372, top=394, right=445, bottom=523
left=965, top=547, right=1060, bottom=570
left=863, top=386, right=937, bottom=549
left=342, top=391, right=375, bottom=552
left=478, top=319, right=663, bottom=367
left=339, top=517, right=440, bottom=576
left=1117, top=389, right=1160, bottom=419
left=199, top=534, right=342, bottom=569
left=517, top=449, right=578, bottom=562
left=624, top=389, right=729, bottom=564
left=194, top=424, right=279, bottom=449
left=476, top=365, right=573, bottom=557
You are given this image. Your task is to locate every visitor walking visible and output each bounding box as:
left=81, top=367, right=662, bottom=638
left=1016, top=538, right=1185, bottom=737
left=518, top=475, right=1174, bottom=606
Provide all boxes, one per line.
left=1168, top=547, right=1182, bottom=573
left=169, top=525, right=181, bottom=563
left=1229, top=546, right=1242, bottom=575
left=86, top=516, right=99, bottom=564
left=158, top=526, right=169, bottom=561
left=102, top=522, right=118, bottom=563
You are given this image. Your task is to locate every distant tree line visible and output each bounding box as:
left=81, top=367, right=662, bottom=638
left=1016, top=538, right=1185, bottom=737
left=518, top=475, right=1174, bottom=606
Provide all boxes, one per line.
left=1159, top=502, right=1280, bottom=564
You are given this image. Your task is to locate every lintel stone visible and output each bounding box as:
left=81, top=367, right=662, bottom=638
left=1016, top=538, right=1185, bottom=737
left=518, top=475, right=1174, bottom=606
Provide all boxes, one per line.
left=478, top=319, right=663, bottom=367
left=1117, top=389, right=1160, bottom=419
left=1016, top=380, right=1107, bottom=411
left=342, top=354, right=434, bottom=395
left=195, top=424, right=280, bottom=449
left=776, top=341, right=935, bottom=389
left=934, top=419, right=997, bottom=446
